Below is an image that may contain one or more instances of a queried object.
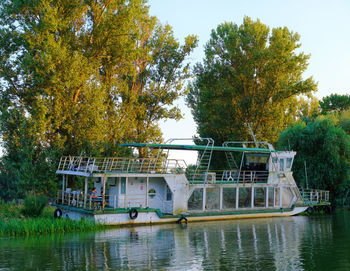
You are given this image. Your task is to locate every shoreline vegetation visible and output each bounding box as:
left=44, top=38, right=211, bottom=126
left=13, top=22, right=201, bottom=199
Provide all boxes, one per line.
left=0, top=201, right=104, bottom=237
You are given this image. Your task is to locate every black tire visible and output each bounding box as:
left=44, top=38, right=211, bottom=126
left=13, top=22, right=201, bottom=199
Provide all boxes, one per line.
left=54, top=208, right=63, bottom=219
left=177, top=216, right=188, bottom=224
left=129, top=208, right=138, bottom=220
left=307, top=207, right=314, bottom=215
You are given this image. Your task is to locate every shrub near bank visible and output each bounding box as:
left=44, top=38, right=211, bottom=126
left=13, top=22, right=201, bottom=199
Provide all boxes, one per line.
left=0, top=198, right=104, bottom=236
left=22, top=195, right=48, bottom=217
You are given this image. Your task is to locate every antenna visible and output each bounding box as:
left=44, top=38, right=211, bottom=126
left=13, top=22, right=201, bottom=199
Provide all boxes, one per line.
left=245, top=122, right=258, bottom=148
left=304, top=160, right=309, bottom=189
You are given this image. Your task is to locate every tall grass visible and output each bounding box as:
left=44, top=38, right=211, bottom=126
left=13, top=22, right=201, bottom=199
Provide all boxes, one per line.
left=0, top=201, right=104, bottom=236
left=0, top=217, right=105, bottom=236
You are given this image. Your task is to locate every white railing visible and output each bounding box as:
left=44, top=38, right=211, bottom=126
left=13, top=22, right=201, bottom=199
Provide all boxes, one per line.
left=56, top=190, right=168, bottom=211
left=187, top=170, right=269, bottom=184
left=57, top=156, right=187, bottom=174
left=299, top=189, right=330, bottom=204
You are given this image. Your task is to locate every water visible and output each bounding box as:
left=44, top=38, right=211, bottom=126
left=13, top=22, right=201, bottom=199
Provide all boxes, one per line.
left=0, top=212, right=349, bottom=271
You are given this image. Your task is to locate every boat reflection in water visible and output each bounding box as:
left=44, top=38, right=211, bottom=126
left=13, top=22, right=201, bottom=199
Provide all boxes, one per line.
left=1, top=213, right=344, bottom=271
left=61, top=216, right=331, bottom=270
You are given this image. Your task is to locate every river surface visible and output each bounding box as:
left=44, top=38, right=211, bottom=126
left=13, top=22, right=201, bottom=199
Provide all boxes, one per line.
left=0, top=212, right=349, bottom=271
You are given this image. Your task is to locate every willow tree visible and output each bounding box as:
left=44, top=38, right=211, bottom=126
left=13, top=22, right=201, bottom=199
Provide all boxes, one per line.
left=277, top=118, right=350, bottom=207
left=320, top=94, right=350, bottom=114
left=187, top=17, right=317, bottom=145
left=0, top=0, right=197, bottom=197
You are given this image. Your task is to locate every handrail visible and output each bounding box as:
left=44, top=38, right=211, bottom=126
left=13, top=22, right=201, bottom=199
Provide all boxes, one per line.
left=57, top=156, right=187, bottom=175
left=56, top=190, right=165, bottom=211
left=299, top=189, right=330, bottom=204
left=187, top=170, right=269, bottom=184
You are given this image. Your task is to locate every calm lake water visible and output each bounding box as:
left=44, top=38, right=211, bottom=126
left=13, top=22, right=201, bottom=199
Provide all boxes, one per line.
left=0, top=212, right=349, bottom=271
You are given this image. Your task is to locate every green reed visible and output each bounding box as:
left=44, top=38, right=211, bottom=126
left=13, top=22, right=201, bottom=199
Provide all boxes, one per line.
left=0, top=202, right=104, bottom=236
left=0, top=217, right=105, bottom=236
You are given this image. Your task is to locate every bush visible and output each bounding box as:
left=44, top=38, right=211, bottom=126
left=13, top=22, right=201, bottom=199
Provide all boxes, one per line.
left=0, top=200, right=22, bottom=219
left=22, top=195, right=48, bottom=217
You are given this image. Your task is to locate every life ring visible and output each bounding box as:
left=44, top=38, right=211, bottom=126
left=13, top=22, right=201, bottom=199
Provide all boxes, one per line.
left=177, top=216, right=188, bottom=224
left=307, top=207, right=314, bottom=215
left=54, top=208, right=63, bottom=219
left=129, top=208, right=138, bottom=220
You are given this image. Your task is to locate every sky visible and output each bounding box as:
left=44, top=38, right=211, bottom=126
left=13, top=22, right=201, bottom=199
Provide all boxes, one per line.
left=148, top=0, right=350, bottom=147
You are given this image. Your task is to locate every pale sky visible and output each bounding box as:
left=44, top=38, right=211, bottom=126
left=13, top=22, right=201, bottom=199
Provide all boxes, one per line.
left=149, top=0, right=350, bottom=151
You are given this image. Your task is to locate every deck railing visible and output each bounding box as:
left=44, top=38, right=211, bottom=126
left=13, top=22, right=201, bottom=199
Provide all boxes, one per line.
left=187, top=170, right=269, bottom=184
left=57, top=156, right=187, bottom=174
left=56, top=190, right=166, bottom=211
left=299, top=189, right=330, bottom=205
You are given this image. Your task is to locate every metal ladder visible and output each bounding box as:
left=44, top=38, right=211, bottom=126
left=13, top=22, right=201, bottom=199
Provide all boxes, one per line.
left=222, top=142, right=239, bottom=169
left=192, top=138, right=214, bottom=182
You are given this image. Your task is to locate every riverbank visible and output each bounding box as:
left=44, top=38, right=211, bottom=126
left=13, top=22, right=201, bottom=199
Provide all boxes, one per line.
left=0, top=202, right=104, bottom=236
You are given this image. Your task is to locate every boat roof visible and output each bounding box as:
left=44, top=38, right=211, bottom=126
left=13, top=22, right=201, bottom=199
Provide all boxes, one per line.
left=120, top=143, right=274, bottom=153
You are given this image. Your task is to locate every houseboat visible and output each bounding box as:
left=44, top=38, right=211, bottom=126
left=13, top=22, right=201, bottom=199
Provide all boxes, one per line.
left=54, top=138, right=330, bottom=225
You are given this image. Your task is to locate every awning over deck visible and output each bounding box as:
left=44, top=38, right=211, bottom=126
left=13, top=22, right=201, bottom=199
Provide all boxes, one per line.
left=120, top=143, right=274, bottom=153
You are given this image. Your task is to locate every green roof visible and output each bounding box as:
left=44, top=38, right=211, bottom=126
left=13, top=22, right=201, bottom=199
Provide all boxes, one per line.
left=120, top=143, right=274, bottom=153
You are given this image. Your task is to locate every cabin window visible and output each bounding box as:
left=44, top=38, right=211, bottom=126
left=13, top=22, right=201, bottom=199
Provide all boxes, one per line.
left=239, top=187, right=252, bottom=208
left=223, top=188, right=236, bottom=209
left=282, top=187, right=294, bottom=207
left=166, top=186, right=172, bottom=201
left=205, top=188, right=220, bottom=210
left=268, top=187, right=274, bottom=207
left=275, top=188, right=280, bottom=206
left=254, top=187, right=265, bottom=207
left=120, top=177, right=126, bottom=194
left=279, top=159, right=285, bottom=171
left=244, top=153, right=269, bottom=171
left=188, top=188, right=203, bottom=211
left=286, top=158, right=293, bottom=168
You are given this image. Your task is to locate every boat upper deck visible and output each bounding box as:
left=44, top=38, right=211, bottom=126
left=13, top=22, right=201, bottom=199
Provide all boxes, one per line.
left=56, top=140, right=291, bottom=184
left=57, top=155, right=273, bottom=184
left=57, top=156, right=187, bottom=176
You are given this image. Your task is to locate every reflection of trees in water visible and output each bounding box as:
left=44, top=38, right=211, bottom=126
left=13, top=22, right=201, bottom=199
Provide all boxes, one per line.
left=300, top=215, right=342, bottom=271
left=0, top=214, right=343, bottom=270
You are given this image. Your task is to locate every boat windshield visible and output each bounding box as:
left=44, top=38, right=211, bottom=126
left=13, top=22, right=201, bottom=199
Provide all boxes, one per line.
left=243, top=153, right=270, bottom=171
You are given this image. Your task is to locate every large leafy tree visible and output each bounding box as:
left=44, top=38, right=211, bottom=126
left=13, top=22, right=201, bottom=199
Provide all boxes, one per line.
left=320, top=94, right=350, bottom=114
left=0, top=0, right=197, bottom=197
left=187, top=17, right=317, bottom=145
left=277, top=118, right=350, bottom=207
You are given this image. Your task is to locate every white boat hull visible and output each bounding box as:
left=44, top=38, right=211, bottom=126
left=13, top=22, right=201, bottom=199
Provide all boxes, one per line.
left=61, top=207, right=308, bottom=226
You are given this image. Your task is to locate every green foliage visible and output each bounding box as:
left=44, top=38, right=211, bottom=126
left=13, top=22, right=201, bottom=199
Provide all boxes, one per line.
left=0, top=200, right=22, bottom=219
left=295, top=96, right=320, bottom=122
left=22, top=195, right=48, bottom=217
left=320, top=94, right=350, bottom=114
left=277, top=118, right=350, bottom=207
left=0, top=204, right=104, bottom=236
left=187, top=17, right=316, bottom=145
left=338, top=110, right=350, bottom=134
left=0, top=0, right=197, bottom=198
left=0, top=217, right=104, bottom=236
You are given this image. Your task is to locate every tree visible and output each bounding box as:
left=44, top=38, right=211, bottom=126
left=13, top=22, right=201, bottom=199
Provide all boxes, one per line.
left=320, top=94, right=350, bottom=114
left=277, top=118, right=350, bottom=207
left=0, top=0, right=197, bottom=198
left=121, top=16, right=198, bottom=154
left=295, top=96, right=320, bottom=122
left=187, top=17, right=317, bottom=145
